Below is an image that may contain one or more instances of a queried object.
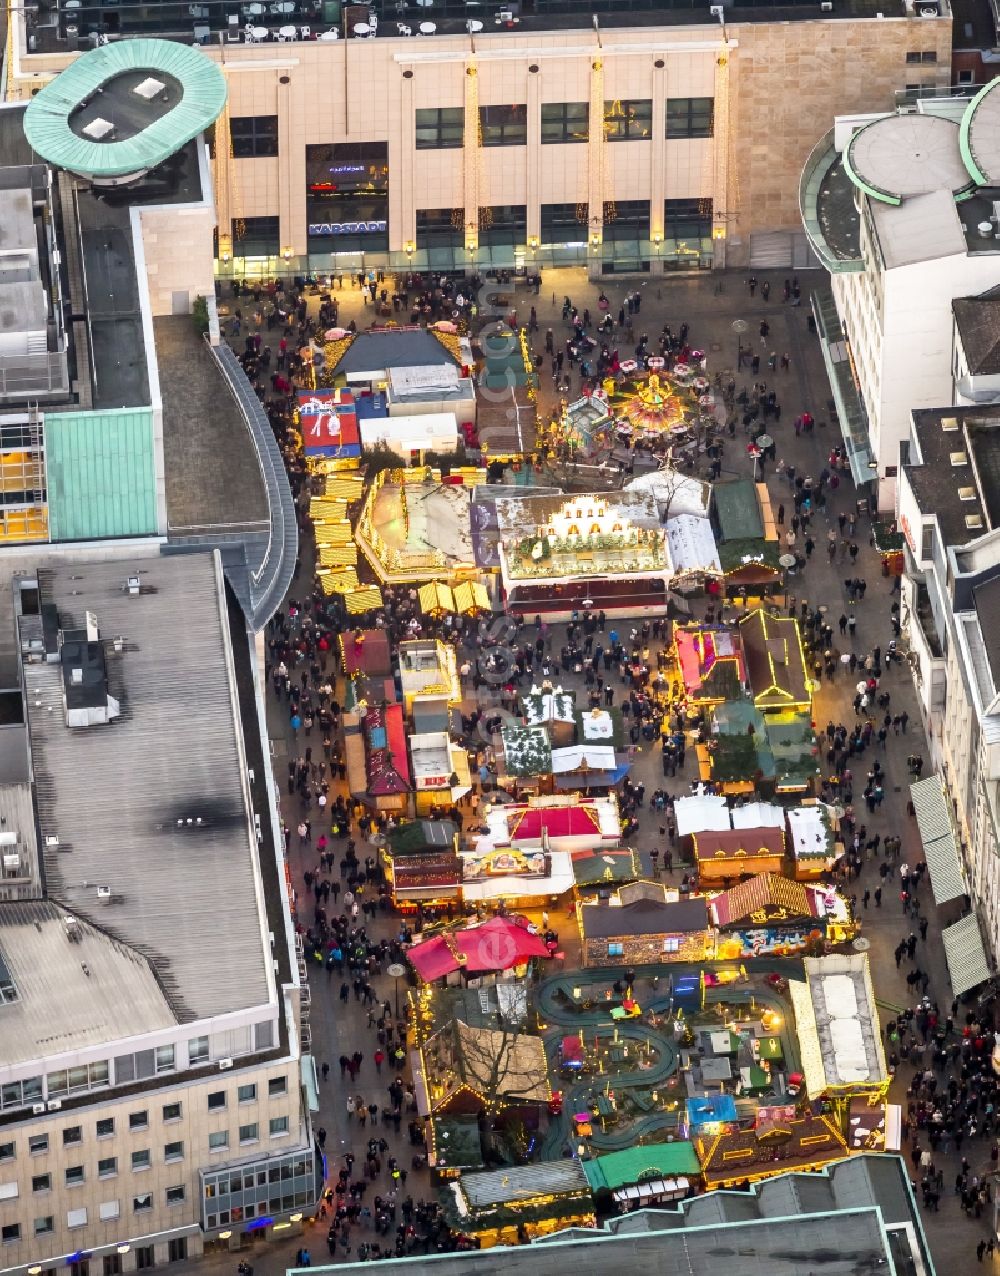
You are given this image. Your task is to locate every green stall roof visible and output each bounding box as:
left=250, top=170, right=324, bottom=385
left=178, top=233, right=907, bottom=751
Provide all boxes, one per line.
left=584, top=1140, right=701, bottom=1193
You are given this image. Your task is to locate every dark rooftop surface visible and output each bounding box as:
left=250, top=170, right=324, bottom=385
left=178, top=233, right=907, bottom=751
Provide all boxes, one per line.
left=154, top=316, right=269, bottom=535
left=25, top=0, right=923, bottom=51
left=95, top=139, right=203, bottom=207
left=68, top=69, right=183, bottom=144
left=815, top=153, right=861, bottom=262
left=951, top=0, right=996, bottom=47
left=974, top=574, right=1000, bottom=696
left=954, top=289, right=1000, bottom=375
left=908, top=406, right=1000, bottom=546
left=76, top=187, right=150, bottom=409
left=333, top=329, right=460, bottom=376
left=0, top=106, right=37, bottom=168
left=581, top=895, right=709, bottom=938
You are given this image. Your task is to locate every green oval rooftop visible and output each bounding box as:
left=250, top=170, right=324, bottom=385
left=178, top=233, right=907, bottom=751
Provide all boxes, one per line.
left=24, top=38, right=226, bottom=179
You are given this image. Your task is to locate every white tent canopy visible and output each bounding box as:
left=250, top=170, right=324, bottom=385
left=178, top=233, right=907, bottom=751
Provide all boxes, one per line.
left=665, top=514, right=722, bottom=575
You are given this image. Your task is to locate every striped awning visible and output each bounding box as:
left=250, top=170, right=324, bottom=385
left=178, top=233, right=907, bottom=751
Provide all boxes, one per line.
left=317, top=544, right=358, bottom=568
left=324, top=475, right=365, bottom=501
left=316, top=567, right=360, bottom=596
left=454, top=580, right=490, bottom=615
left=942, top=913, right=991, bottom=996
left=345, top=585, right=384, bottom=614
left=419, top=581, right=455, bottom=615
left=314, top=521, right=353, bottom=545
left=310, top=497, right=349, bottom=521
left=910, top=775, right=965, bottom=904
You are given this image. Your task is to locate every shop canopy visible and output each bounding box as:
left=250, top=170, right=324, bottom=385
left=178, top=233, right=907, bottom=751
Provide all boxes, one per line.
left=910, top=774, right=966, bottom=904
left=942, top=912, right=991, bottom=996
left=583, top=1140, right=700, bottom=1193
left=407, top=917, right=550, bottom=981
left=419, top=581, right=456, bottom=616
left=454, top=580, right=490, bottom=615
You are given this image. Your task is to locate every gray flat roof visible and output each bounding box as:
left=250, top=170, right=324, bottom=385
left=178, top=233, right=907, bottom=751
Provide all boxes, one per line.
left=870, top=188, right=967, bottom=269
left=845, top=114, right=972, bottom=204
left=0, top=899, right=174, bottom=1066
left=24, top=553, right=271, bottom=1022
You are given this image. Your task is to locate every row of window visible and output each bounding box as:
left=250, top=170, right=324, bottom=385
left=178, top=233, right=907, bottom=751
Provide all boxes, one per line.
left=0, top=1077, right=288, bottom=1163
left=414, top=98, right=713, bottom=149
left=0, top=1189, right=187, bottom=1244
left=0, top=1027, right=276, bottom=1113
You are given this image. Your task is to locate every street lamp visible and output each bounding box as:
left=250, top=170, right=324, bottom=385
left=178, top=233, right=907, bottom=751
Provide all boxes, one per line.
left=387, top=961, right=406, bottom=1019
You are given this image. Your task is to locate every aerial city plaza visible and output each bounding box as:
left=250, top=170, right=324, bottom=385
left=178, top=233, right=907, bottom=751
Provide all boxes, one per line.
left=4, top=3, right=1000, bottom=1276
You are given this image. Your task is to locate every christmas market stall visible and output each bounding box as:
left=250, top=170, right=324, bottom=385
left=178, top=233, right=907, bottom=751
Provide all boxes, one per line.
left=709, top=873, right=854, bottom=960
left=407, top=916, right=550, bottom=985
left=343, top=700, right=411, bottom=814
left=692, top=828, right=787, bottom=886
left=578, top=883, right=712, bottom=967
left=695, top=1109, right=848, bottom=1189
left=583, top=1140, right=699, bottom=1210
left=441, top=1160, right=595, bottom=1247
left=711, top=479, right=781, bottom=601
left=382, top=818, right=461, bottom=913
left=738, top=609, right=812, bottom=713
left=788, top=954, right=890, bottom=1122
left=786, top=804, right=841, bottom=881
left=674, top=625, right=747, bottom=709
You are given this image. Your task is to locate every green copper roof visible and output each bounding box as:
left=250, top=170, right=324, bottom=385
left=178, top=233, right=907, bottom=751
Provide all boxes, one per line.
left=960, top=77, right=1000, bottom=187
left=24, top=39, right=226, bottom=178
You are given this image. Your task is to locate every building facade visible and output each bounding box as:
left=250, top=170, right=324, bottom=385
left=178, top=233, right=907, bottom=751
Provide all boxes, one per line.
left=8, top=8, right=952, bottom=275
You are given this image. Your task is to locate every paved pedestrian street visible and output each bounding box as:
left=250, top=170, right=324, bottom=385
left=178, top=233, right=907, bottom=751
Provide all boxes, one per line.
left=189, top=266, right=997, bottom=1276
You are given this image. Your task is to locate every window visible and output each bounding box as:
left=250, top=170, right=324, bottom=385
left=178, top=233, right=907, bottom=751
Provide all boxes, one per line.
left=2, top=1223, right=20, bottom=1244
left=415, top=107, right=464, bottom=149
left=540, top=203, right=587, bottom=245
left=232, top=217, right=280, bottom=259
left=131, top=1150, right=151, bottom=1172
left=478, top=204, right=527, bottom=247
left=96, top=1118, right=115, bottom=1138
left=28, top=1134, right=48, bottom=1155
left=168, top=1239, right=188, bottom=1263
left=32, top=1173, right=51, bottom=1193
left=135, top=1245, right=155, bottom=1270
left=541, top=102, right=588, bottom=144
left=133, top=1193, right=153, bottom=1213
left=0, top=1143, right=13, bottom=1163
left=67, top=1207, right=87, bottom=1230
left=608, top=941, right=624, bottom=956
left=65, top=1166, right=85, bottom=1187
left=114, top=1050, right=165, bottom=1085
left=415, top=209, right=464, bottom=250
left=958, top=68, right=975, bottom=84
left=34, top=1216, right=54, bottom=1236
left=163, top=1102, right=182, bottom=1123
left=603, top=99, right=651, bottom=141
left=921, top=524, right=934, bottom=561
left=602, top=200, right=650, bottom=244
left=255, top=1022, right=275, bottom=1050
left=1, top=1077, right=42, bottom=1112
left=666, top=96, right=714, bottom=139
left=0, top=1182, right=17, bottom=1201
left=98, top=1157, right=117, bottom=1179
left=664, top=197, right=713, bottom=243
left=479, top=104, right=527, bottom=146
left=238, top=1083, right=257, bottom=1104
left=155, top=1046, right=175, bottom=1074
left=188, top=1037, right=209, bottom=1066
left=104, top=1256, right=122, bottom=1276
left=166, top=1185, right=186, bottom=1206
left=231, top=115, right=279, bottom=158
left=269, top=1116, right=289, bottom=1137
left=129, top=1111, right=149, bottom=1131
left=99, top=1200, right=120, bottom=1222
left=663, top=937, right=680, bottom=953
left=63, top=1126, right=82, bottom=1146
left=208, top=1132, right=229, bottom=1152
left=207, top=1091, right=227, bottom=1112
left=164, top=1142, right=184, bottom=1163
left=239, top=1123, right=259, bottom=1144
left=268, top=1076, right=288, bottom=1098
left=47, top=1062, right=109, bottom=1097
left=906, top=49, right=937, bottom=62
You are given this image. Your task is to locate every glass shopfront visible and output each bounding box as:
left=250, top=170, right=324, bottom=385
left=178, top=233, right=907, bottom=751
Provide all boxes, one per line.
left=306, top=142, right=389, bottom=261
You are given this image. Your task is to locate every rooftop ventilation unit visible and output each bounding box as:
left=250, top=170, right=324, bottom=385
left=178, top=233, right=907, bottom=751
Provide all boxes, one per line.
left=959, top=487, right=977, bottom=501
left=218, top=1057, right=234, bottom=1070
left=966, top=514, right=984, bottom=530
left=941, top=417, right=959, bottom=432
left=96, top=885, right=112, bottom=903
left=951, top=451, right=969, bottom=466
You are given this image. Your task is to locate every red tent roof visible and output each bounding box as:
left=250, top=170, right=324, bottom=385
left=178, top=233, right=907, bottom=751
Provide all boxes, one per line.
left=508, top=804, right=603, bottom=843
left=407, top=917, right=549, bottom=982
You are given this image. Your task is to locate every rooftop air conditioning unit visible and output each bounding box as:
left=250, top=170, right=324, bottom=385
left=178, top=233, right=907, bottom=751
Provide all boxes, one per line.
left=709, top=4, right=724, bottom=13
left=820, top=2, right=832, bottom=9
left=918, top=3, right=938, bottom=13
left=0, top=832, right=18, bottom=848
left=46, top=1099, right=61, bottom=1112
left=32, top=1103, right=45, bottom=1115
left=2, top=853, right=20, bottom=872
left=218, top=1057, right=234, bottom=1071
left=97, top=885, right=112, bottom=903
left=126, top=575, right=140, bottom=596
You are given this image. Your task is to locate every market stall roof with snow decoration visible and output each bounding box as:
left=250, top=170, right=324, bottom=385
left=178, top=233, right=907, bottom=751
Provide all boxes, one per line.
left=787, top=805, right=838, bottom=868
left=500, top=723, right=553, bottom=778
left=789, top=954, right=889, bottom=1100
left=407, top=917, right=550, bottom=981
left=522, top=687, right=577, bottom=727
left=626, top=468, right=711, bottom=518
left=666, top=514, right=723, bottom=577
